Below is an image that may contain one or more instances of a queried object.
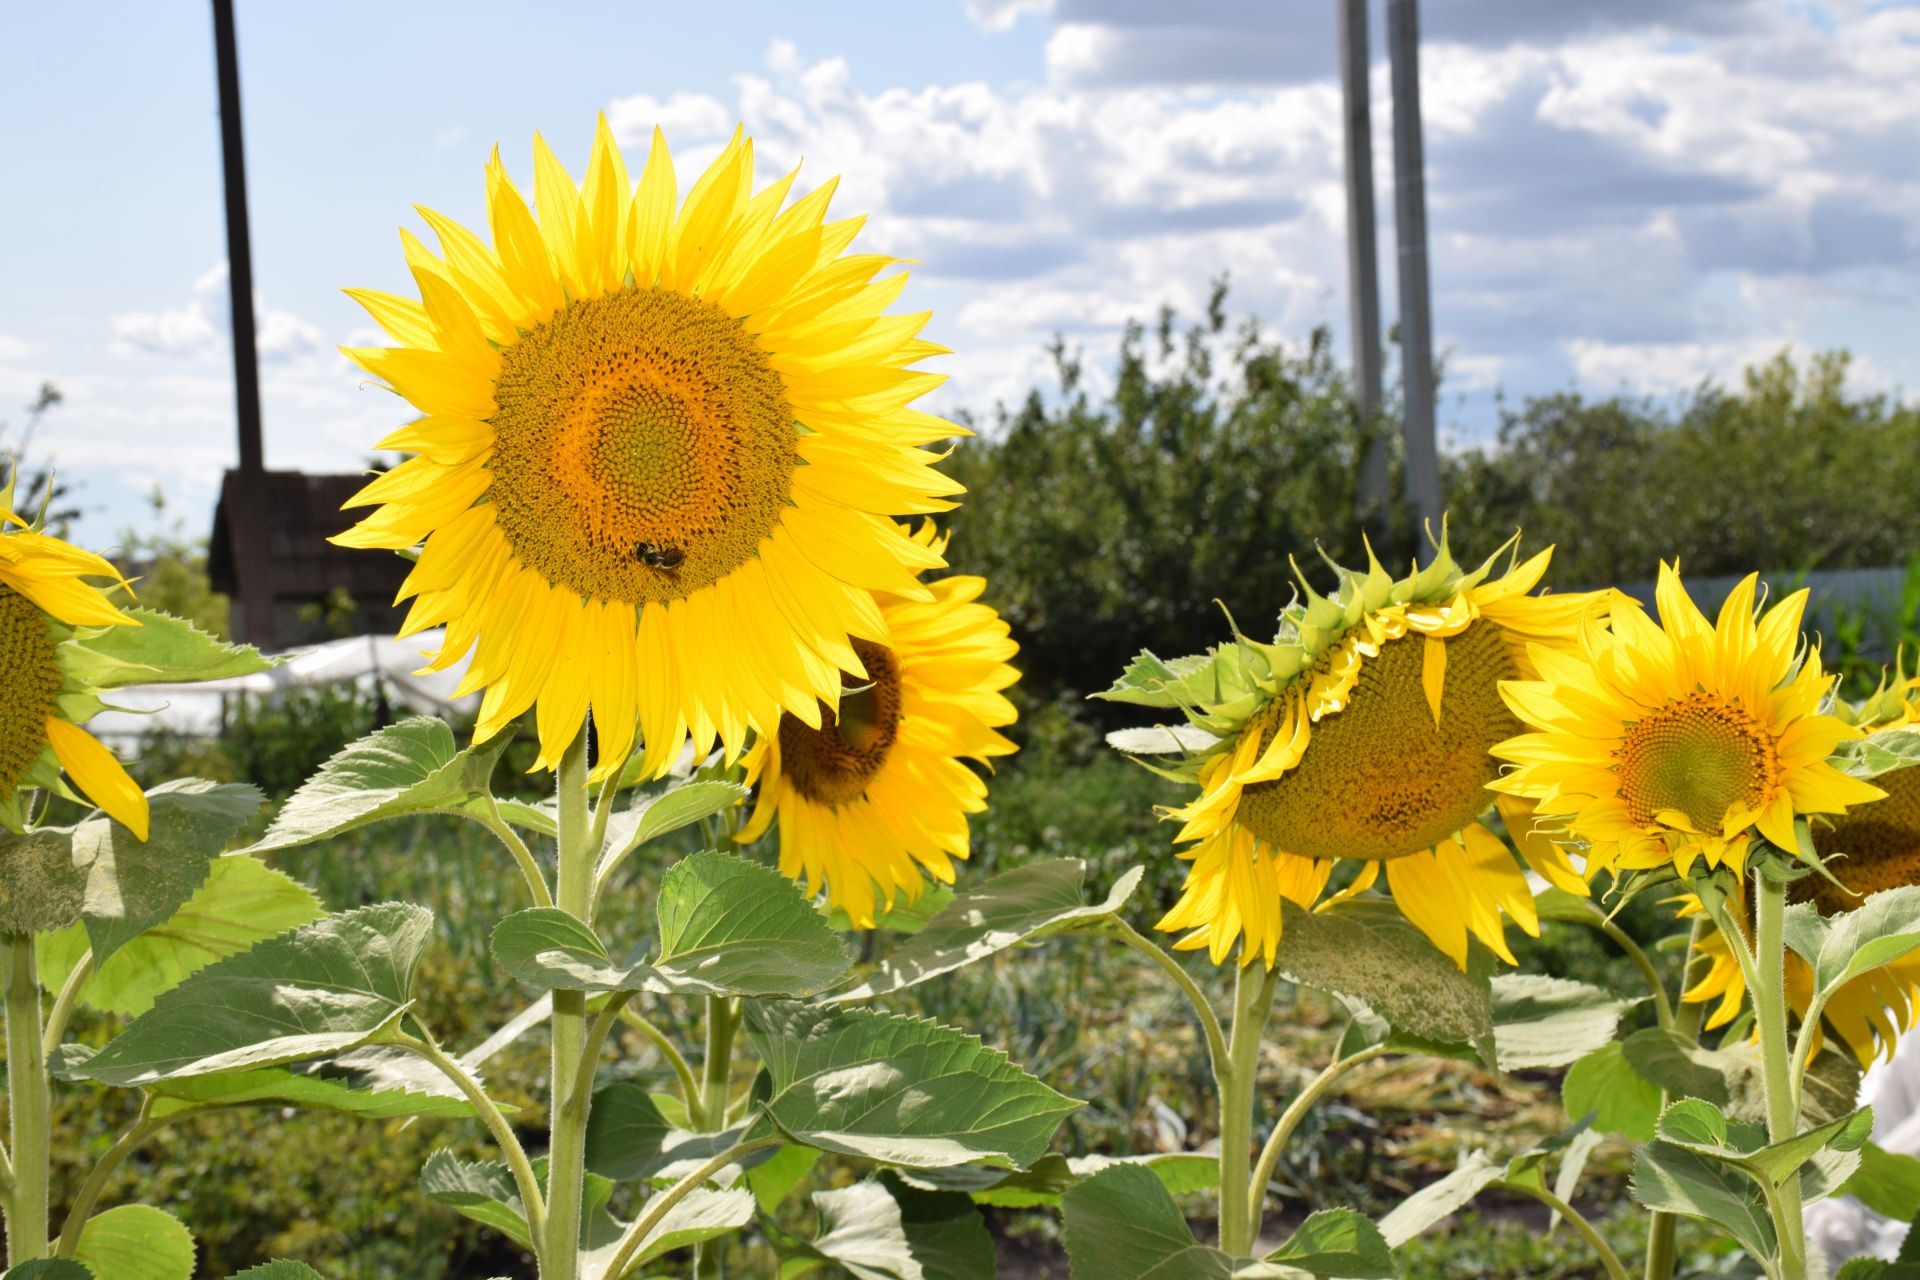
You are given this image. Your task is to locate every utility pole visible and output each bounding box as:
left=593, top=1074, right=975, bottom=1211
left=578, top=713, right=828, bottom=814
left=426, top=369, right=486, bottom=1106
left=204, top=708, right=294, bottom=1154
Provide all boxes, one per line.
left=1387, top=0, right=1441, bottom=530
left=1339, top=0, right=1388, bottom=537
left=211, top=0, right=277, bottom=647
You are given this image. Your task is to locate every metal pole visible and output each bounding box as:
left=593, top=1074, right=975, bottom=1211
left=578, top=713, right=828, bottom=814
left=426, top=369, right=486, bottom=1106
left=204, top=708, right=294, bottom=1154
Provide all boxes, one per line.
left=1387, top=0, right=1441, bottom=531
left=1339, top=0, right=1388, bottom=534
left=211, top=0, right=277, bottom=646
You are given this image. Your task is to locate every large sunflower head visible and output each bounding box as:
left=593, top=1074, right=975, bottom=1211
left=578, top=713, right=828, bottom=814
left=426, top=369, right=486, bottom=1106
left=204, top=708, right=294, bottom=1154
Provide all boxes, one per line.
left=1685, top=678, right=1920, bottom=1064
left=1492, top=564, right=1885, bottom=881
left=335, top=118, right=963, bottom=780
left=0, top=499, right=147, bottom=838
left=1103, top=530, right=1609, bottom=969
left=735, top=523, right=1018, bottom=927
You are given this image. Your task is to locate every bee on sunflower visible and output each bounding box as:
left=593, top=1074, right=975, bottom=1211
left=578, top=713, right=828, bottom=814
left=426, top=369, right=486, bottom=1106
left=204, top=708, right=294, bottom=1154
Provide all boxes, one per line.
left=1103, top=531, right=1609, bottom=970
left=736, top=523, right=1018, bottom=928
left=334, top=118, right=962, bottom=780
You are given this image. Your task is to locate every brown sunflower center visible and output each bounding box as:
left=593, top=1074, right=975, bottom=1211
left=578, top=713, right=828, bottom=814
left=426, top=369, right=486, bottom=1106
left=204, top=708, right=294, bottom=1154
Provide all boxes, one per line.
left=486, top=286, right=796, bottom=605
left=1797, top=765, right=1920, bottom=916
left=1615, top=694, right=1778, bottom=833
left=778, top=640, right=903, bottom=807
left=0, top=586, right=61, bottom=796
left=1233, top=622, right=1522, bottom=862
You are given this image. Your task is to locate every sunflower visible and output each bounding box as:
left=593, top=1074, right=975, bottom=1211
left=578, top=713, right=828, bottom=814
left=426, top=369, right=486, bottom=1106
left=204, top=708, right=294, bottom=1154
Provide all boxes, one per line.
left=0, top=502, right=147, bottom=838
left=1684, top=681, right=1920, bottom=1065
left=335, top=118, right=962, bottom=779
left=1491, top=565, right=1883, bottom=880
left=735, top=523, right=1017, bottom=927
left=1110, top=533, right=1607, bottom=970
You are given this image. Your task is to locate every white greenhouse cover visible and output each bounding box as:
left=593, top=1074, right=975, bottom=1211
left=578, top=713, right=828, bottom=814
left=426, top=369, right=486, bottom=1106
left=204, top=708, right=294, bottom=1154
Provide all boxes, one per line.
left=87, top=630, right=476, bottom=745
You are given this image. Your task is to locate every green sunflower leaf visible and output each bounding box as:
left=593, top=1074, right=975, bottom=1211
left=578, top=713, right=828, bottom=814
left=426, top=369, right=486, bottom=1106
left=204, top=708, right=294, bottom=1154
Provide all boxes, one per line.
left=229, top=1264, right=327, bottom=1279
left=73, top=1205, right=195, bottom=1280
left=1563, top=1042, right=1661, bottom=1140
left=245, top=718, right=509, bottom=855
left=59, top=608, right=274, bottom=688
left=1264, top=1209, right=1397, bottom=1279
left=1273, top=897, right=1497, bottom=1066
left=580, top=1187, right=755, bottom=1275
left=1377, top=1150, right=1503, bottom=1248
left=0, top=1263, right=94, bottom=1279
left=1622, top=1027, right=1734, bottom=1107
left=826, top=884, right=955, bottom=935
left=745, top=1002, right=1079, bottom=1170
left=492, top=854, right=850, bottom=999
left=40, top=854, right=321, bottom=1018
left=1487, top=975, right=1642, bottom=1070
left=1806, top=885, right=1920, bottom=998
left=0, top=780, right=260, bottom=941
left=784, top=1174, right=996, bottom=1280
left=828, top=859, right=1143, bottom=1001
left=1838, top=1142, right=1920, bottom=1222
left=73, top=902, right=432, bottom=1086
left=1833, top=727, right=1920, bottom=780
left=595, top=780, right=749, bottom=885
left=144, top=1046, right=479, bottom=1121
left=1631, top=1138, right=1777, bottom=1262
left=582, top=1081, right=780, bottom=1184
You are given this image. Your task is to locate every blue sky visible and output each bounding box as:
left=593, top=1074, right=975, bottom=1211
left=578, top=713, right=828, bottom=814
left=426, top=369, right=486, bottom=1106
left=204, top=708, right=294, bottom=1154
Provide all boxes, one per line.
left=3, top=0, right=1916, bottom=547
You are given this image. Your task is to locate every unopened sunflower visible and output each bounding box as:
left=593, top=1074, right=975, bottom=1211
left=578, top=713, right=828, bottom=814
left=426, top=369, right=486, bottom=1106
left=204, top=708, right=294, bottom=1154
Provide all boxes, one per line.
left=1106, top=533, right=1607, bottom=970
left=736, top=523, right=1017, bottom=927
left=336, top=118, right=961, bottom=778
left=0, top=502, right=147, bottom=838
left=1685, top=678, right=1920, bottom=1065
left=1492, top=565, right=1883, bottom=879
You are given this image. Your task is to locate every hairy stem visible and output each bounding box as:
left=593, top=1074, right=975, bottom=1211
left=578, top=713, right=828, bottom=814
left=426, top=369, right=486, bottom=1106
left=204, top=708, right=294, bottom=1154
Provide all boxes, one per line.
left=1247, top=1042, right=1389, bottom=1244
left=1106, top=919, right=1228, bottom=1082
left=1216, top=965, right=1278, bottom=1257
left=4, top=935, right=49, bottom=1266
left=701, top=997, right=740, bottom=1137
left=392, top=1030, right=547, bottom=1256
left=598, top=1136, right=782, bottom=1280
left=1497, top=1179, right=1632, bottom=1280
left=40, top=951, right=92, bottom=1060
left=478, top=794, right=553, bottom=910
left=1644, top=915, right=1712, bottom=1280
left=1752, top=871, right=1807, bottom=1280
left=54, top=1098, right=163, bottom=1257
left=545, top=725, right=595, bottom=1280
left=619, top=1006, right=704, bottom=1125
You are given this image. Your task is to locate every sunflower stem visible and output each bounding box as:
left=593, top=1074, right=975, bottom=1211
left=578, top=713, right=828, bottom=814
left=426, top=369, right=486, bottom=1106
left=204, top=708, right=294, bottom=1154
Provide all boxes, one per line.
left=1246, top=1040, right=1389, bottom=1245
left=1217, top=964, right=1278, bottom=1257
left=1754, top=869, right=1808, bottom=1280
left=1496, top=1178, right=1632, bottom=1280
left=544, top=724, right=595, bottom=1280
left=3, top=934, right=50, bottom=1267
left=1106, top=918, right=1229, bottom=1083
left=1644, top=915, right=1712, bottom=1280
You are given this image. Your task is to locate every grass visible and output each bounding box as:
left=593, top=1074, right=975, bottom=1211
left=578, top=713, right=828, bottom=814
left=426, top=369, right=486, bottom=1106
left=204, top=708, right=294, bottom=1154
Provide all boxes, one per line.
left=52, top=734, right=1712, bottom=1277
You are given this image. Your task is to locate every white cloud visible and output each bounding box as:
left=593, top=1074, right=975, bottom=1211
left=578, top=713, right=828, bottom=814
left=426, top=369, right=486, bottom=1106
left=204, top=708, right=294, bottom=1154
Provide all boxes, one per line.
left=109, top=263, right=325, bottom=364
left=0, top=334, right=43, bottom=363
left=604, top=89, right=734, bottom=146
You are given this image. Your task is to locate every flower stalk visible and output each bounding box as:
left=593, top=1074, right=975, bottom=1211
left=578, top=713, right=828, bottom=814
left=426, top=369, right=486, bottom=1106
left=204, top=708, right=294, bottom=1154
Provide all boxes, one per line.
left=544, top=725, right=596, bottom=1279
left=1216, top=965, right=1278, bottom=1256
left=4, top=935, right=49, bottom=1267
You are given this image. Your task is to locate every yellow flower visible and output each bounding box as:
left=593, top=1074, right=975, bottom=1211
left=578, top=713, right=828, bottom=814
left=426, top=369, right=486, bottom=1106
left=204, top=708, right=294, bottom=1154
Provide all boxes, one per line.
left=1122, top=533, right=1607, bottom=970
left=1685, top=680, right=1920, bottom=1065
left=736, top=524, right=1018, bottom=927
left=0, top=505, right=147, bottom=838
left=335, top=119, right=961, bottom=780
left=1492, top=565, right=1883, bottom=879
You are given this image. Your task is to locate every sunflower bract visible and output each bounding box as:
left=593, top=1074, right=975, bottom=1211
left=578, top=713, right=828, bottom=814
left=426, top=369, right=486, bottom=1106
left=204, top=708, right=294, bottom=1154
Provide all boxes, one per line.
left=334, top=118, right=964, bottom=779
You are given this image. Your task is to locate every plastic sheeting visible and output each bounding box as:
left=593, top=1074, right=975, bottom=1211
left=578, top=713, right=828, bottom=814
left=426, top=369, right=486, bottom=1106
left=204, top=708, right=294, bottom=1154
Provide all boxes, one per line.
left=1809, top=1033, right=1920, bottom=1271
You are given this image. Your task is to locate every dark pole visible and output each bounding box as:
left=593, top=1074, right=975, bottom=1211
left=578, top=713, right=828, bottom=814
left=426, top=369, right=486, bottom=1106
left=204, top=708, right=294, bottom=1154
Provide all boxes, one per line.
left=1387, top=0, right=1441, bottom=531
left=211, top=0, right=277, bottom=645
left=1339, top=0, right=1388, bottom=536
